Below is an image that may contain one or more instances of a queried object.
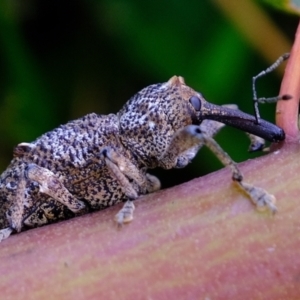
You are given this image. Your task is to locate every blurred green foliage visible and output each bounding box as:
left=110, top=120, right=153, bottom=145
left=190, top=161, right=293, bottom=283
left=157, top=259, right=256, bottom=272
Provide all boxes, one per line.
left=262, top=0, right=300, bottom=15
left=0, top=0, right=298, bottom=188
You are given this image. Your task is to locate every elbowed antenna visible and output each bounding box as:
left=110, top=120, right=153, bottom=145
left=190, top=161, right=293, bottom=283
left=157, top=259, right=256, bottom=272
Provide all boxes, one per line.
left=198, top=101, right=285, bottom=142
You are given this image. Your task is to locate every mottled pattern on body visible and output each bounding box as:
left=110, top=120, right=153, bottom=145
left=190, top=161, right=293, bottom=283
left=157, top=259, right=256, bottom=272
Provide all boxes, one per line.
left=0, top=76, right=200, bottom=233
left=0, top=113, right=133, bottom=228
left=0, top=75, right=282, bottom=241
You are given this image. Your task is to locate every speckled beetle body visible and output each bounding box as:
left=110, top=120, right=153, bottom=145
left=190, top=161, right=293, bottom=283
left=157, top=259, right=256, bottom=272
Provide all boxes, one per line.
left=0, top=73, right=287, bottom=242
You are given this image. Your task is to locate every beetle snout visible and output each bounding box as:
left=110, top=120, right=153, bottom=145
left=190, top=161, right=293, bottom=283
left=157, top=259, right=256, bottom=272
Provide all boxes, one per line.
left=198, top=101, right=285, bottom=142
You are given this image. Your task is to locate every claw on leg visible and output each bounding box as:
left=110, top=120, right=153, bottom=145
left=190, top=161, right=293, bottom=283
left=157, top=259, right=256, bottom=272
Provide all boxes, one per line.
left=246, top=133, right=265, bottom=152
left=115, top=200, right=135, bottom=225
left=0, top=227, right=13, bottom=242
left=235, top=181, right=277, bottom=214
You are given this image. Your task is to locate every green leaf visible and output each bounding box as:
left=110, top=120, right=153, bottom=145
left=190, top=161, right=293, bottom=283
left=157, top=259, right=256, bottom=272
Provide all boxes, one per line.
left=262, top=0, right=300, bottom=15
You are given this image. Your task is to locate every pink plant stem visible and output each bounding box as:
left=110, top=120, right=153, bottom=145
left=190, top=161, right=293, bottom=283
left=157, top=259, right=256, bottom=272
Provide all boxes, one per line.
left=276, top=21, right=300, bottom=141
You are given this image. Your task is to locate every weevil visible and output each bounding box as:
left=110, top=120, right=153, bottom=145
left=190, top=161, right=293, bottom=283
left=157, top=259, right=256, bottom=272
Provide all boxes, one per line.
left=0, top=54, right=290, bottom=242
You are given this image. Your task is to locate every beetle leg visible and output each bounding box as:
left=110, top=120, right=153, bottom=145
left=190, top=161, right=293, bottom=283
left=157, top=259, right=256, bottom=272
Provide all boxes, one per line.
left=23, top=205, right=49, bottom=227
left=235, top=181, right=277, bottom=213
left=246, top=133, right=265, bottom=152
left=101, top=147, right=160, bottom=195
left=0, top=227, right=13, bottom=242
left=22, top=198, right=79, bottom=228
left=101, top=147, right=160, bottom=225
left=189, top=125, right=277, bottom=213
left=161, top=103, right=244, bottom=169
left=159, top=113, right=230, bottom=170
left=25, top=164, right=85, bottom=213
left=160, top=125, right=277, bottom=213
left=115, top=200, right=135, bottom=225
left=252, top=53, right=290, bottom=124
left=4, top=171, right=31, bottom=233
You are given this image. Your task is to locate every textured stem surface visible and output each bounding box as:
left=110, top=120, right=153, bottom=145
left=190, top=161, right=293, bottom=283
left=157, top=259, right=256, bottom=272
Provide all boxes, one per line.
left=0, top=144, right=300, bottom=299
left=276, top=21, right=300, bottom=141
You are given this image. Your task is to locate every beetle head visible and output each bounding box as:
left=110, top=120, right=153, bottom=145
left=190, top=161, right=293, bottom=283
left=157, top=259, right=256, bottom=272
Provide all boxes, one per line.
left=118, top=76, right=284, bottom=167
left=165, top=76, right=285, bottom=142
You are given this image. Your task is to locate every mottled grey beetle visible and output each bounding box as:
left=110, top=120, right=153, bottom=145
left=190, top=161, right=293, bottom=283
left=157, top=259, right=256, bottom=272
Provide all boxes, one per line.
left=0, top=54, right=290, bottom=242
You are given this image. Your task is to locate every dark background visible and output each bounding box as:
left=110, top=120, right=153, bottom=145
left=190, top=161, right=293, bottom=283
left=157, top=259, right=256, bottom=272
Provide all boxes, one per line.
left=0, top=0, right=298, bottom=189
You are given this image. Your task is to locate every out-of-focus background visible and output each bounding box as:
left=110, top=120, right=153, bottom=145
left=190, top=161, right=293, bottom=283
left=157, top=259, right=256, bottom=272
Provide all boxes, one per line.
left=0, top=0, right=297, bottom=188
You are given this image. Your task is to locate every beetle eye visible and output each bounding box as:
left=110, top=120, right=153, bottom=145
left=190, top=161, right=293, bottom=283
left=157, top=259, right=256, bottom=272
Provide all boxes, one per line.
left=189, top=96, right=201, bottom=111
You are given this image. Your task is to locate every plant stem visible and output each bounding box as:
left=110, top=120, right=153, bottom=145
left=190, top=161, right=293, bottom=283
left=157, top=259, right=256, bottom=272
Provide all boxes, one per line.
left=276, top=21, right=300, bottom=141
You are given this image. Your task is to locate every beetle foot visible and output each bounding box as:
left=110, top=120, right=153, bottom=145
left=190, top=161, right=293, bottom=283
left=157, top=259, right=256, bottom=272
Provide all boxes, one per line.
left=235, top=181, right=277, bottom=214
left=246, top=133, right=265, bottom=152
left=0, top=227, right=13, bottom=242
left=115, top=200, right=135, bottom=226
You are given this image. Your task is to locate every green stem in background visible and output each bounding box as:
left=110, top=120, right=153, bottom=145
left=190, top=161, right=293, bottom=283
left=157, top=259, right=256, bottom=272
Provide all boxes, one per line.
left=212, top=0, right=291, bottom=70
